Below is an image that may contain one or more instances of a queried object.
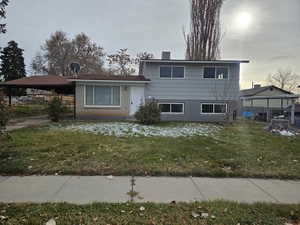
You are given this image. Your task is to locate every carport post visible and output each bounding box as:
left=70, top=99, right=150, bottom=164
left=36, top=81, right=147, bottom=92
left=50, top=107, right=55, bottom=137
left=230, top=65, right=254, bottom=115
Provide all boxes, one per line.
left=73, top=90, right=76, bottom=119
left=291, top=99, right=295, bottom=125
left=8, top=87, right=12, bottom=106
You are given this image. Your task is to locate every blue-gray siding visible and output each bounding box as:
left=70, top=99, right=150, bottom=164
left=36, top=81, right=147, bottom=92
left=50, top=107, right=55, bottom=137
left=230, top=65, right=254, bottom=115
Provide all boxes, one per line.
left=143, top=62, right=240, bottom=101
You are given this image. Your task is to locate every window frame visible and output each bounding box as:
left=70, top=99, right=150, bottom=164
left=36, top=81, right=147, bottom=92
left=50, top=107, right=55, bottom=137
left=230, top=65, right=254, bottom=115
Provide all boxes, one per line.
left=158, top=103, right=185, bottom=115
left=84, top=85, right=121, bottom=108
left=203, top=66, right=229, bottom=80
left=200, top=103, right=227, bottom=114
left=159, top=65, right=185, bottom=79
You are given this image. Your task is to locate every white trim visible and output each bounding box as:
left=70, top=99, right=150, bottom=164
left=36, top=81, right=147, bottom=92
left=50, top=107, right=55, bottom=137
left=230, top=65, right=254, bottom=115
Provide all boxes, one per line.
left=203, top=66, right=229, bottom=80
left=200, top=103, right=227, bottom=114
left=158, top=103, right=185, bottom=115
left=84, top=85, right=122, bottom=108
left=159, top=66, right=186, bottom=79
left=69, top=79, right=150, bottom=84
left=141, top=59, right=250, bottom=64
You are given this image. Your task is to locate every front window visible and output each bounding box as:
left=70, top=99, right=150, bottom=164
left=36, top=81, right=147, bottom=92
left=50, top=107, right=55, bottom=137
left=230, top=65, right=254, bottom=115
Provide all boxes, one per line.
left=85, top=85, right=120, bottom=106
left=160, top=66, right=185, bottom=79
left=159, top=103, right=184, bottom=114
left=201, top=103, right=227, bottom=114
left=204, top=67, right=228, bottom=79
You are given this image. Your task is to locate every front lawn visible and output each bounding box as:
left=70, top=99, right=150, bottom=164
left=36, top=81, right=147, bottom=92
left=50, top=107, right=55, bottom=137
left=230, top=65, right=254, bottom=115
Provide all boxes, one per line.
left=0, top=121, right=299, bottom=178
left=0, top=201, right=299, bottom=225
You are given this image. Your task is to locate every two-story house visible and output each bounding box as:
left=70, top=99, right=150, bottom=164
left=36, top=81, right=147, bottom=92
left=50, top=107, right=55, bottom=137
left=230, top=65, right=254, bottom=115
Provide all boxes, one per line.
left=71, top=52, right=249, bottom=121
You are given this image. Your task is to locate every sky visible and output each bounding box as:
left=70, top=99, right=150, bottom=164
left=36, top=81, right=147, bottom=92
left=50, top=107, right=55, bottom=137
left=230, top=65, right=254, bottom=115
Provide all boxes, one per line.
left=0, top=0, right=299, bottom=89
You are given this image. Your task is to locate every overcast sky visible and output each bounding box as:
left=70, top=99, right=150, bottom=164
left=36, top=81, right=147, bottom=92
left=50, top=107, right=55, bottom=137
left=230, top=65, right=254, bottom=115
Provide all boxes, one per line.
left=0, top=0, right=299, bottom=89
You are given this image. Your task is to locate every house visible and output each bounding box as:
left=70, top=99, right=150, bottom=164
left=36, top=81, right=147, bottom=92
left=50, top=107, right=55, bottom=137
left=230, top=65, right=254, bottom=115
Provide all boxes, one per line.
left=0, top=52, right=249, bottom=122
left=240, top=84, right=300, bottom=123
left=70, top=52, right=249, bottom=121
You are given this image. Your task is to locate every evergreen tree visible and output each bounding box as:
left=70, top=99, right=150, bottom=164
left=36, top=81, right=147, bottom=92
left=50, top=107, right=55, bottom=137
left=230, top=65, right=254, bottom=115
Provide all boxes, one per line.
left=0, top=41, right=26, bottom=95
left=0, top=0, right=9, bottom=34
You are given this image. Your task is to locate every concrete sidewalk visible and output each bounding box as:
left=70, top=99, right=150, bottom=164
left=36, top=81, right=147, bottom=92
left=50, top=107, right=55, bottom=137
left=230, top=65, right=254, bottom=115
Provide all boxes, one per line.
left=0, top=176, right=299, bottom=204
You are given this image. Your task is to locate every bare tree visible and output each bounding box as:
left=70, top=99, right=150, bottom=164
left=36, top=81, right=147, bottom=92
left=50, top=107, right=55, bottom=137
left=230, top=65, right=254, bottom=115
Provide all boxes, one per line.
left=184, top=0, right=223, bottom=60
left=0, top=0, right=9, bottom=35
left=107, top=49, right=136, bottom=76
left=31, top=31, right=105, bottom=76
left=267, top=68, right=300, bottom=92
left=135, top=51, right=154, bottom=75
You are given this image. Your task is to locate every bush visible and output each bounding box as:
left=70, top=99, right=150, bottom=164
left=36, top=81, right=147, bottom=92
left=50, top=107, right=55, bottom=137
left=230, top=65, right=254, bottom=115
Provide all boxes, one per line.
left=0, top=91, right=10, bottom=135
left=135, top=99, right=161, bottom=125
left=47, top=95, right=66, bottom=122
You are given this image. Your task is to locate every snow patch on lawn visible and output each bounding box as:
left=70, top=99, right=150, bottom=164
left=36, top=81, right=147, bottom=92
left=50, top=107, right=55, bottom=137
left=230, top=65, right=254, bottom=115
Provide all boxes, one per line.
left=271, top=129, right=297, bottom=137
left=53, top=122, right=221, bottom=137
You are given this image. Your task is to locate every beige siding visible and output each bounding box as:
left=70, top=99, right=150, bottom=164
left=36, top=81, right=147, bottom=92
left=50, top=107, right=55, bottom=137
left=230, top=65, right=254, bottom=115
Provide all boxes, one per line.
left=76, top=82, right=130, bottom=117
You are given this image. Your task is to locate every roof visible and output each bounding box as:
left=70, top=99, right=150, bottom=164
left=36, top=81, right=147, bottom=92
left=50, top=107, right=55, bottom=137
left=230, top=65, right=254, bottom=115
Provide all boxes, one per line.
left=0, top=75, right=73, bottom=86
left=67, top=74, right=150, bottom=82
left=141, top=59, right=250, bottom=64
left=240, top=85, right=293, bottom=97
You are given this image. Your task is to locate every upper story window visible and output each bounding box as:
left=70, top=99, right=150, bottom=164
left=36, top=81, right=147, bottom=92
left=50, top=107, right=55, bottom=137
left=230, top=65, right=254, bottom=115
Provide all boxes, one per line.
left=160, top=66, right=185, bottom=79
left=203, top=67, right=228, bottom=79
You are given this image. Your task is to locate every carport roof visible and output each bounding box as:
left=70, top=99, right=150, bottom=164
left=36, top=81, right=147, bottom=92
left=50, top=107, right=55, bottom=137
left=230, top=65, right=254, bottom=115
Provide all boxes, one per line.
left=0, top=75, right=73, bottom=86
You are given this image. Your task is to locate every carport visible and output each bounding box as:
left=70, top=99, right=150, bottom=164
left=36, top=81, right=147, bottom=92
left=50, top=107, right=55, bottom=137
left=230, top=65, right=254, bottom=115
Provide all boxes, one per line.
left=0, top=75, right=76, bottom=118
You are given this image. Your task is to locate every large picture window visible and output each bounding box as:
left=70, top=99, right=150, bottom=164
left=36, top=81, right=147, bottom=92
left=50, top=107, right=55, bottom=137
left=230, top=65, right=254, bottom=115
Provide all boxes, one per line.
left=201, top=103, right=227, bottom=114
left=85, top=85, right=120, bottom=107
left=159, top=103, right=184, bottom=114
left=203, top=67, right=228, bottom=79
left=160, top=66, right=185, bottom=79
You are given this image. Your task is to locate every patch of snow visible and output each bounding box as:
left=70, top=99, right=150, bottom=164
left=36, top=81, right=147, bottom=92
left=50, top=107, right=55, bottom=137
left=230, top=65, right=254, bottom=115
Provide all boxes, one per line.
left=272, top=129, right=296, bottom=136
left=52, top=122, right=221, bottom=138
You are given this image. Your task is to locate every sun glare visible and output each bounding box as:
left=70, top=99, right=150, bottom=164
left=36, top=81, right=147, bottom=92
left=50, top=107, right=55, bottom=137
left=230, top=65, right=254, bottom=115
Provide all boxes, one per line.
left=235, top=12, right=253, bottom=31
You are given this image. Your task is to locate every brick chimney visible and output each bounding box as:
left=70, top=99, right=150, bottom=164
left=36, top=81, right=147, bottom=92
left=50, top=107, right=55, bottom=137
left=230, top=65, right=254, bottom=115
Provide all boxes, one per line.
left=161, top=51, right=171, bottom=60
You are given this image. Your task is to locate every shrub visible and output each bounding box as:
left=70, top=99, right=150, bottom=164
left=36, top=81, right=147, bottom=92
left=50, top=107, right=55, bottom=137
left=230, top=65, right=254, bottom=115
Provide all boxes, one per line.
left=0, top=91, right=10, bottom=135
left=47, top=95, right=66, bottom=122
left=135, top=99, right=161, bottom=125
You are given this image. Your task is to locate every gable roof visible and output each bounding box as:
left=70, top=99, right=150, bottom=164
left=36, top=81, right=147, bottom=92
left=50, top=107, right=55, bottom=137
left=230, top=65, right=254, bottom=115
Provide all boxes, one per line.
left=240, top=85, right=293, bottom=97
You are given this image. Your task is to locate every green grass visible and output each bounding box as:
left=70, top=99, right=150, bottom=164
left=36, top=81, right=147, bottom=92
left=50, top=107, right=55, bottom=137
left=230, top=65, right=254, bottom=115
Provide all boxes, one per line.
left=0, top=121, right=300, bottom=178
left=0, top=201, right=299, bottom=225
left=10, top=104, right=48, bottom=119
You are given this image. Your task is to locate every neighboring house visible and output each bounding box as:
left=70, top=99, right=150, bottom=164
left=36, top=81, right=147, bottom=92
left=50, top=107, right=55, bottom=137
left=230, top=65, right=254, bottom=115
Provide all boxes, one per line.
left=240, top=84, right=299, bottom=123
left=0, top=52, right=249, bottom=122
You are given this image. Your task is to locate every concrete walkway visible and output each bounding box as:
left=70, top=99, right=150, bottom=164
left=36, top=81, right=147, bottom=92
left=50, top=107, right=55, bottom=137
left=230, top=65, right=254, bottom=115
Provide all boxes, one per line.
left=6, top=116, right=50, bottom=131
left=0, top=176, right=299, bottom=204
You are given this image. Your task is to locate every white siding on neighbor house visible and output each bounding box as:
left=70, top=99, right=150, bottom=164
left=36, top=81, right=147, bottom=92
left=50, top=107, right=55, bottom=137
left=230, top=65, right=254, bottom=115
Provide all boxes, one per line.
left=143, top=62, right=240, bottom=101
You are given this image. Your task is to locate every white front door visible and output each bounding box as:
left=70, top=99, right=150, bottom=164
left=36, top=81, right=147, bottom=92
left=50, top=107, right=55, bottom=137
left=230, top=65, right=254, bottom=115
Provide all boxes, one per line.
left=129, top=86, right=145, bottom=116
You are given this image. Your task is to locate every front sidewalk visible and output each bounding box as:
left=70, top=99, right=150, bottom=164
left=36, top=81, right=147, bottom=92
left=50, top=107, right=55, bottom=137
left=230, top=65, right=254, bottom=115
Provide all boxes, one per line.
left=0, top=176, right=299, bottom=204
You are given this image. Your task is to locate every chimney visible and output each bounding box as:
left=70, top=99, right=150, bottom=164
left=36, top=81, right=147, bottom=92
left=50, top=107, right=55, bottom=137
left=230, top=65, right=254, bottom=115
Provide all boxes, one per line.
left=161, top=51, right=171, bottom=60
left=253, top=84, right=261, bottom=89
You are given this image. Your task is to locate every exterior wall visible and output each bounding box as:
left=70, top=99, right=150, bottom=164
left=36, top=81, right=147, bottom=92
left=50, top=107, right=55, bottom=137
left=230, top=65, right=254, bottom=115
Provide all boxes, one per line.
left=150, top=99, right=238, bottom=122
left=143, top=62, right=240, bottom=101
left=76, top=82, right=130, bottom=119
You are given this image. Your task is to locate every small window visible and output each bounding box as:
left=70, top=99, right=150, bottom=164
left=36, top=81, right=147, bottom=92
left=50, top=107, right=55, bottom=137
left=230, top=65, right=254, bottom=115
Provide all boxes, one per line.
left=159, top=103, right=184, bottom=114
left=216, top=67, right=228, bottom=79
left=171, top=104, right=184, bottom=113
left=201, top=103, right=227, bottom=114
left=204, top=67, right=216, bottom=78
left=160, top=104, right=171, bottom=113
left=201, top=104, right=214, bottom=113
left=160, top=66, right=185, bottom=79
left=215, top=104, right=227, bottom=113
left=204, top=67, right=228, bottom=79
left=160, top=66, right=172, bottom=78
left=172, top=67, right=185, bottom=78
